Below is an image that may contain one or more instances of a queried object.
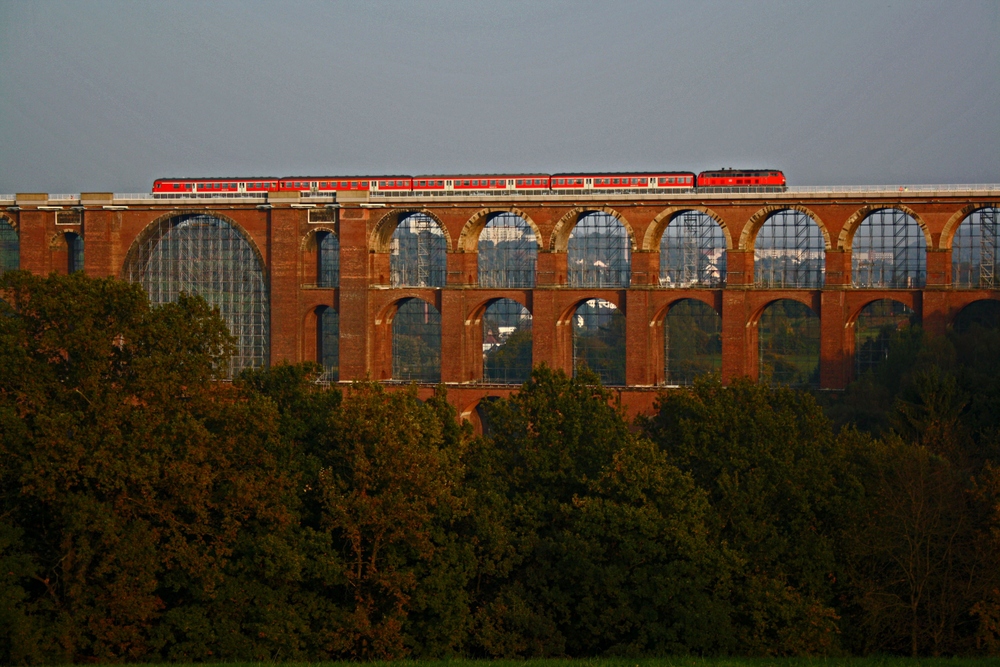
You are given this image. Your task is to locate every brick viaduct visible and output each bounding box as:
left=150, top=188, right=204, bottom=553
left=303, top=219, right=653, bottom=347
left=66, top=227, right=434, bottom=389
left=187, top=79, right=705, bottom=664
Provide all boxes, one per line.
left=3, top=187, right=998, bottom=420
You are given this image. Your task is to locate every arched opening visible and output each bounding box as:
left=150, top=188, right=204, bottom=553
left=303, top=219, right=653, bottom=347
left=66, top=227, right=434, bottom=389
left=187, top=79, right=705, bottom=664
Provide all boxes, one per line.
left=317, top=230, right=339, bottom=287
left=664, top=299, right=722, bottom=385
left=391, top=213, right=447, bottom=287
left=954, top=299, right=1000, bottom=333
left=482, top=298, right=532, bottom=384
left=121, top=213, right=269, bottom=375
left=573, top=298, right=626, bottom=385
left=855, top=299, right=916, bottom=377
left=852, top=209, right=926, bottom=288
left=754, top=210, right=825, bottom=288
left=758, top=299, right=820, bottom=388
left=660, top=211, right=726, bottom=287
left=952, top=207, right=1000, bottom=288
left=392, top=297, right=441, bottom=382
left=316, top=305, right=339, bottom=381
left=478, top=212, right=537, bottom=288
left=568, top=212, right=631, bottom=287
left=66, top=232, right=84, bottom=274
left=0, top=219, right=19, bottom=275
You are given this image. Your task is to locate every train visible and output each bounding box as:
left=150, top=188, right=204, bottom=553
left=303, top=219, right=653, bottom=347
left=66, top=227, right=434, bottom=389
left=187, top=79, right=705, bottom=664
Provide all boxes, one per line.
left=152, top=168, right=785, bottom=194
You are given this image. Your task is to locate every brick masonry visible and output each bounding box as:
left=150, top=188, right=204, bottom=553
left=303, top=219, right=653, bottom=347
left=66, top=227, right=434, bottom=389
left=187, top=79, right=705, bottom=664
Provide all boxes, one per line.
left=5, top=190, right=998, bottom=421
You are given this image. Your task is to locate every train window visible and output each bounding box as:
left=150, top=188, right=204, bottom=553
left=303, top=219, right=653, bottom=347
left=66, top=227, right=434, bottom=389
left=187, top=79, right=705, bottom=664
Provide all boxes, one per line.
left=489, top=180, right=496, bottom=187
left=350, top=182, right=357, bottom=188
left=173, top=183, right=180, bottom=189
left=516, top=180, right=522, bottom=186
left=612, top=178, right=620, bottom=185
left=185, top=184, right=192, bottom=190
left=361, top=182, right=368, bottom=187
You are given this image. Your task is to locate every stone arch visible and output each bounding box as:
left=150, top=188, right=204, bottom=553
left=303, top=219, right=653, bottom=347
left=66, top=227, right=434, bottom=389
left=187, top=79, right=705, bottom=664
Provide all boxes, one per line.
left=661, top=297, right=724, bottom=386
left=391, top=296, right=442, bottom=383
left=839, top=204, right=931, bottom=251
left=375, top=292, right=432, bottom=325
left=846, top=294, right=919, bottom=327
left=466, top=294, right=532, bottom=325
left=643, top=206, right=732, bottom=251
left=749, top=295, right=818, bottom=325
left=651, top=293, right=720, bottom=326
left=556, top=294, right=625, bottom=325
left=370, top=209, right=452, bottom=253
left=550, top=206, right=635, bottom=253
left=120, top=211, right=269, bottom=375
left=850, top=297, right=917, bottom=379
left=121, top=209, right=266, bottom=273
left=954, top=298, right=1000, bottom=332
left=755, top=298, right=821, bottom=388
left=941, top=203, right=998, bottom=250
left=741, top=204, right=831, bottom=251
left=0, top=213, right=18, bottom=232
left=457, top=207, right=541, bottom=253
left=300, top=225, right=337, bottom=251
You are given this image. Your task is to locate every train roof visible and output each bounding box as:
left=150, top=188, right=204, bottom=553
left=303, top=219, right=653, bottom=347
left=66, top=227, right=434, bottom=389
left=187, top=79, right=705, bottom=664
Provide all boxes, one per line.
left=414, top=173, right=551, bottom=178
left=282, top=175, right=413, bottom=179
left=155, top=176, right=281, bottom=181
left=698, top=168, right=783, bottom=173
left=552, top=171, right=694, bottom=176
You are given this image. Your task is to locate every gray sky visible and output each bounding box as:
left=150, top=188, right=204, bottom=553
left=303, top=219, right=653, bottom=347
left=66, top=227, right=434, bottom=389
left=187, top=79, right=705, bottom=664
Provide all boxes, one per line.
left=1, top=0, right=997, bottom=193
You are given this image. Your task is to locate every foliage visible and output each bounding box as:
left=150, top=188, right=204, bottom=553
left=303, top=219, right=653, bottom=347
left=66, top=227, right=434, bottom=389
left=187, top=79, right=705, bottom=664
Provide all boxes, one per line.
left=641, top=376, right=849, bottom=655
left=466, top=366, right=727, bottom=657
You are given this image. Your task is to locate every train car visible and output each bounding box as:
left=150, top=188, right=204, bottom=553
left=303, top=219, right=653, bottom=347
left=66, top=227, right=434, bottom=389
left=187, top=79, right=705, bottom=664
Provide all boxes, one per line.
left=696, top=169, right=786, bottom=188
left=372, top=177, right=415, bottom=193
left=279, top=177, right=393, bottom=193
left=152, top=177, right=279, bottom=193
left=410, top=177, right=447, bottom=193
left=553, top=172, right=696, bottom=191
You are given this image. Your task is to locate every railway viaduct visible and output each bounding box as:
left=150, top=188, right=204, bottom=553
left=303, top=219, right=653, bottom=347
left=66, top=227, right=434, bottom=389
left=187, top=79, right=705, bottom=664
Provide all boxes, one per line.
left=2, top=186, right=998, bottom=421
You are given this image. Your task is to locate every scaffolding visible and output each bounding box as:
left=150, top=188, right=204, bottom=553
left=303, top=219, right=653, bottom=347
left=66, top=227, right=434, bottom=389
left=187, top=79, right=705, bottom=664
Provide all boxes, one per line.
left=852, top=209, right=926, bottom=288
left=391, top=213, right=447, bottom=288
left=121, top=214, right=269, bottom=377
left=482, top=298, right=532, bottom=384
left=952, top=207, right=999, bottom=288
left=754, top=210, right=825, bottom=288
left=0, top=220, right=19, bottom=274
left=317, top=306, right=339, bottom=382
left=660, top=211, right=726, bottom=287
left=855, top=299, right=914, bottom=378
left=67, top=233, right=84, bottom=274
left=317, top=231, right=340, bottom=287
left=758, top=299, right=820, bottom=388
left=392, top=298, right=441, bottom=382
left=572, top=298, right=626, bottom=385
left=568, top=213, right=631, bottom=288
left=478, top=213, right=537, bottom=288
left=664, top=299, right=722, bottom=385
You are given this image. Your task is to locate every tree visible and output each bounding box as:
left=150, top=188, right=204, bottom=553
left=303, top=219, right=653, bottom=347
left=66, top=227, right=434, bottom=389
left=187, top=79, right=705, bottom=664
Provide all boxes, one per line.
left=467, top=366, right=725, bottom=657
left=641, top=376, right=848, bottom=655
left=0, top=272, right=297, bottom=662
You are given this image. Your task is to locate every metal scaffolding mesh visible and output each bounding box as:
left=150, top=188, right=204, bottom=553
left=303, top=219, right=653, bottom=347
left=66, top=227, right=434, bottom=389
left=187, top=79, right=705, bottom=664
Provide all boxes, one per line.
left=317, top=306, right=339, bottom=382
left=482, top=298, right=532, bottom=384
left=478, top=213, right=537, bottom=288
left=664, top=299, right=722, bottom=385
left=121, top=214, right=269, bottom=376
left=660, top=212, right=726, bottom=287
left=955, top=299, right=1000, bottom=333
left=573, top=298, right=626, bottom=385
left=0, top=220, right=18, bottom=274
left=392, top=298, right=441, bottom=382
left=568, top=212, right=631, bottom=287
left=758, top=299, right=820, bottom=388
left=317, top=231, right=339, bottom=287
left=852, top=209, right=926, bottom=288
left=391, top=213, right=447, bottom=287
left=952, top=207, right=1000, bottom=288
left=855, top=299, right=914, bottom=377
left=67, top=233, right=84, bottom=274
left=754, top=210, right=826, bottom=288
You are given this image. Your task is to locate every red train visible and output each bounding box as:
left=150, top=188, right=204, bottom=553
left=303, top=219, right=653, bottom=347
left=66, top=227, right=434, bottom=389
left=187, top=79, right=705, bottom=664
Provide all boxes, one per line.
left=152, top=168, right=784, bottom=194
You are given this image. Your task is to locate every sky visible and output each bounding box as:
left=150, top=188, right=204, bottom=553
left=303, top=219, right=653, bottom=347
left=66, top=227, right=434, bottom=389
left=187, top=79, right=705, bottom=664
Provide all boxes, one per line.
left=0, top=0, right=998, bottom=193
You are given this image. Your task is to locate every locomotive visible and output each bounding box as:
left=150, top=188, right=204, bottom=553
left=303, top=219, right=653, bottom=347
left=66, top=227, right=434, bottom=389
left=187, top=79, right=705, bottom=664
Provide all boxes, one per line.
left=152, top=168, right=785, bottom=194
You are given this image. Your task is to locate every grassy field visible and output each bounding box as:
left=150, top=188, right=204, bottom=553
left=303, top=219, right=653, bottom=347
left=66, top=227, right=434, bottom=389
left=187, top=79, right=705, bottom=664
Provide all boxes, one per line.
left=118, top=658, right=1000, bottom=667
